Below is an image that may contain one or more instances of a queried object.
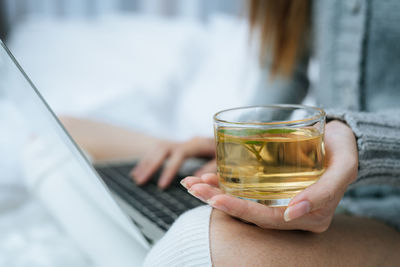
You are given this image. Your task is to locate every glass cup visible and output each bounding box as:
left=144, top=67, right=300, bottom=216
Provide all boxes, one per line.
left=213, top=105, right=326, bottom=206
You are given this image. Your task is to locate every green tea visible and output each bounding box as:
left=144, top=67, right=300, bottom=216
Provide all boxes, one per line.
left=216, top=127, right=325, bottom=204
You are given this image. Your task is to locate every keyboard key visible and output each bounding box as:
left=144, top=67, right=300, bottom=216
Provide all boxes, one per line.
left=95, top=163, right=204, bottom=229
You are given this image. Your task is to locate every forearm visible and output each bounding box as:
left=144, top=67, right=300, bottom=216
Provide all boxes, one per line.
left=59, top=116, right=162, bottom=162
left=325, top=109, right=400, bottom=187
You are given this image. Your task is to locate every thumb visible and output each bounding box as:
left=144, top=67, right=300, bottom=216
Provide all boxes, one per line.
left=283, top=121, right=358, bottom=222
left=283, top=160, right=350, bottom=222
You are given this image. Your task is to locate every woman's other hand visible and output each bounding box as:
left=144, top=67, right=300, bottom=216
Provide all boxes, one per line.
left=131, top=137, right=216, bottom=189
left=181, top=120, right=358, bottom=232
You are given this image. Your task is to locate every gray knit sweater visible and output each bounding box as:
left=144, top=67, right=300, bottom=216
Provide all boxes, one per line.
left=251, top=0, right=400, bottom=229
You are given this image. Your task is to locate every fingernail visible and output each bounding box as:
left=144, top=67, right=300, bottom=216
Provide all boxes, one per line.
left=188, top=189, right=206, bottom=202
left=207, top=199, right=228, bottom=213
left=284, top=200, right=311, bottom=222
left=180, top=179, right=188, bottom=189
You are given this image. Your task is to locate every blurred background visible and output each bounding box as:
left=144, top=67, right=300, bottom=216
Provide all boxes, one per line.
left=0, top=0, right=264, bottom=266
left=1, top=0, right=259, bottom=140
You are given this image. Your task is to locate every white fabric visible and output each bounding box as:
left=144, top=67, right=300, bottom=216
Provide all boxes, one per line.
left=143, top=205, right=213, bottom=267
left=7, top=13, right=258, bottom=141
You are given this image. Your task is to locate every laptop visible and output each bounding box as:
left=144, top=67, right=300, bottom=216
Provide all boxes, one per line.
left=0, top=40, right=203, bottom=266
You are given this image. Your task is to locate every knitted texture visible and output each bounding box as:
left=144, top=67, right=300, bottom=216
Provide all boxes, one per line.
left=326, top=109, right=400, bottom=187
left=143, top=206, right=212, bottom=267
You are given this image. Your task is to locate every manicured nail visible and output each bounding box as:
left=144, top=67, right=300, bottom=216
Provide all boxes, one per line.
left=188, top=189, right=206, bottom=202
left=207, top=199, right=228, bottom=213
left=284, top=200, right=311, bottom=222
left=180, top=179, right=188, bottom=189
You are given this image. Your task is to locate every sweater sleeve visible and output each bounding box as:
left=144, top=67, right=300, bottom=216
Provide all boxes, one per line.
left=326, top=109, right=400, bottom=187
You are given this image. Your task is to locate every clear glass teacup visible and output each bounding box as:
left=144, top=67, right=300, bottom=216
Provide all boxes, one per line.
left=213, top=105, right=326, bottom=206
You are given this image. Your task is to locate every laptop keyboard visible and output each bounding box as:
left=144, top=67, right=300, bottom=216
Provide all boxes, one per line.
left=95, top=163, right=203, bottom=231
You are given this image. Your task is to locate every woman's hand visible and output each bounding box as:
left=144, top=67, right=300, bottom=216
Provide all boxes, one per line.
left=181, top=120, right=358, bottom=233
left=131, top=137, right=216, bottom=189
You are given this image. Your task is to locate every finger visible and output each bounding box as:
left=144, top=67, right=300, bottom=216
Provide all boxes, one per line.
left=158, top=151, right=185, bottom=189
left=207, top=194, right=285, bottom=229
left=194, top=159, right=217, bottom=176
left=130, top=147, right=159, bottom=177
left=131, top=148, right=169, bottom=185
left=185, top=137, right=215, bottom=158
left=285, top=154, right=353, bottom=222
left=188, top=183, right=320, bottom=231
left=180, top=176, right=202, bottom=189
left=131, top=149, right=168, bottom=183
left=187, top=180, right=289, bottom=230
left=284, top=122, right=358, bottom=222
left=200, top=173, right=219, bottom=187
left=180, top=173, right=219, bottom=189
left=298, top=150, right=316, bottom=168
left=324, top=121, right=358, bottom=168
left=187, top=183, right=224, bottom=202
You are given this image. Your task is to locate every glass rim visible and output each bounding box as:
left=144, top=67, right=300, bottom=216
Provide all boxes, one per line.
left=213, top=104, right=326, bottom=126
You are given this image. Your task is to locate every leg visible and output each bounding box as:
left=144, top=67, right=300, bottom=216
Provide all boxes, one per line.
left=210, top=210, right=400, bottom=267
left=59, top=116, right=163, bottom=161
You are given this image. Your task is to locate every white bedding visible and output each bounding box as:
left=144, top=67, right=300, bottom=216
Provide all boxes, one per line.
left=7, top=13, right=257, bottom=140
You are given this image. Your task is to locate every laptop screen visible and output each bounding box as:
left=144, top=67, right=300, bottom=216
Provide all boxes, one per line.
left=0, top=40, right=149, bottom=265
